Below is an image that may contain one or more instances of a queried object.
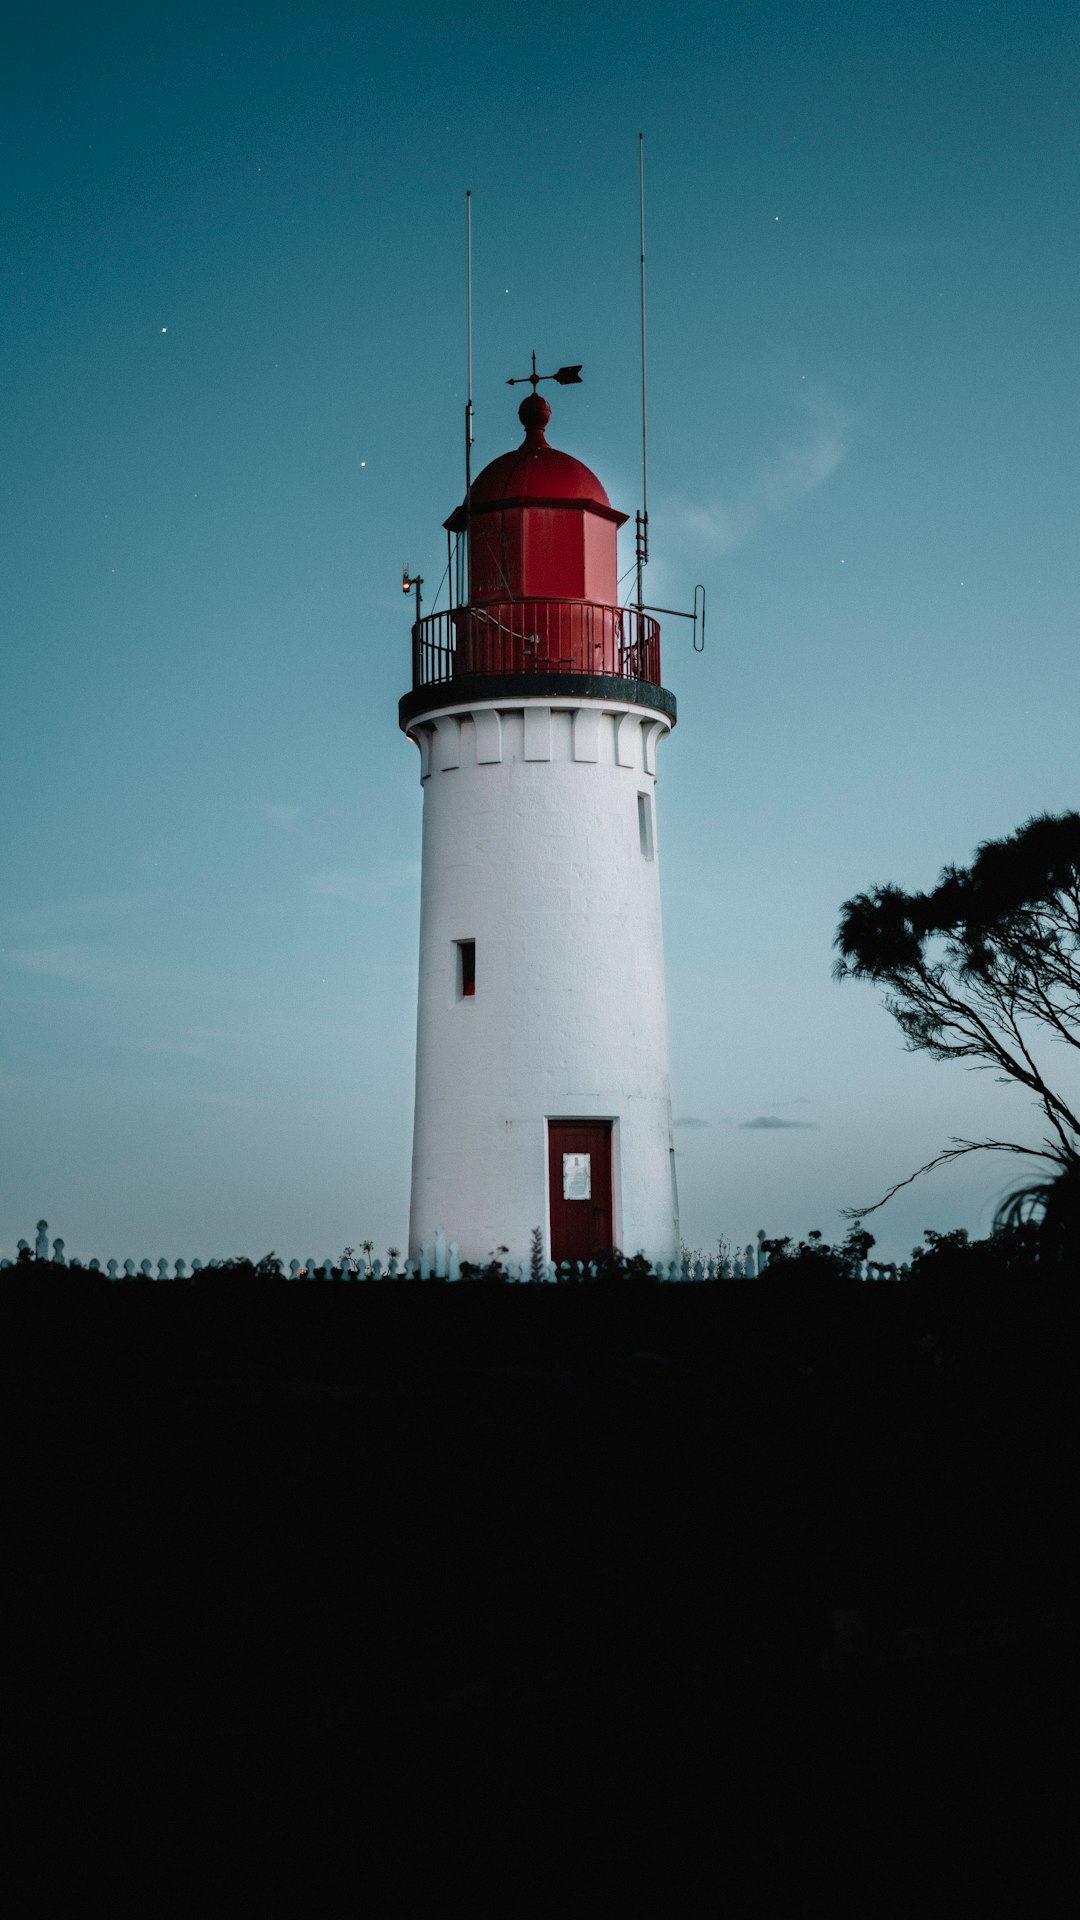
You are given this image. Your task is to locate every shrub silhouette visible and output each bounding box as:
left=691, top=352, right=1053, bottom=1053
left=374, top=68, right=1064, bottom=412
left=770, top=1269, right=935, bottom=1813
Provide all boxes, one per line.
left=459, top=1246, right=510, bottom=1283
left=759, top=1226, right=873, bottom=1283
left=584, top=1247, right=656, bottom=1284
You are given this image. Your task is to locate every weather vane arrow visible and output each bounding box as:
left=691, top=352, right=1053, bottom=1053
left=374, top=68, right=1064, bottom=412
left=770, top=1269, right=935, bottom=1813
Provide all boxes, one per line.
left=507, top=349, right=583, bottom=392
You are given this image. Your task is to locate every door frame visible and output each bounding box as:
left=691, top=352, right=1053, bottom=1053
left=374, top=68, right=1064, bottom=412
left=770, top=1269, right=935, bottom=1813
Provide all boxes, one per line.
left=545, top=1116, right=620, bottom=1263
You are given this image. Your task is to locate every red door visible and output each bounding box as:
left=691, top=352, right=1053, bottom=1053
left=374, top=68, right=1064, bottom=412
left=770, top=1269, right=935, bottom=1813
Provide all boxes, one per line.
left=548, top=1121, right=614, bottom=1265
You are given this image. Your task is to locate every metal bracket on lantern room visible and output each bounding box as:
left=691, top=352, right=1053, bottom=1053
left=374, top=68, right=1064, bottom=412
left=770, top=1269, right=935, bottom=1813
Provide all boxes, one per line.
left=635, top=583, right=706, bottom=652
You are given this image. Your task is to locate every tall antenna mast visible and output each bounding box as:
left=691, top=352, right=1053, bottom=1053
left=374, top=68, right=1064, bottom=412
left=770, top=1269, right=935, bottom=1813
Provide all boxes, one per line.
left=465, top=195, right=474, bottom=489
left=636, top=134, right=649, bottom=614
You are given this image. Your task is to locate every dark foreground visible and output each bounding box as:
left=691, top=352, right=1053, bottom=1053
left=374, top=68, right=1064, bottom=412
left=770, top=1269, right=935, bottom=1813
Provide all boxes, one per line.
left=4, top=1272, right=1075, bottom=1908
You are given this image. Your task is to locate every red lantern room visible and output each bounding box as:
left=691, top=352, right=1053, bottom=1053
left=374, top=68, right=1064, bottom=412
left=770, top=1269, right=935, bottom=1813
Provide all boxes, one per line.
left=455, top=391, right=624, bottom=607
left=400, top=380, right=672, bottom=729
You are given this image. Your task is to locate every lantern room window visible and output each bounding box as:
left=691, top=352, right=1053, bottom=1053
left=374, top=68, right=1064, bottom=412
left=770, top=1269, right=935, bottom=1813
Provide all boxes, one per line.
left=457, top=940, right=476, bottom=998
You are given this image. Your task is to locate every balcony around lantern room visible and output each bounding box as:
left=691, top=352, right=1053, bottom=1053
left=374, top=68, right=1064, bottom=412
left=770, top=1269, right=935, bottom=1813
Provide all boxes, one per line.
left=406, top=597, right=665, bottom=710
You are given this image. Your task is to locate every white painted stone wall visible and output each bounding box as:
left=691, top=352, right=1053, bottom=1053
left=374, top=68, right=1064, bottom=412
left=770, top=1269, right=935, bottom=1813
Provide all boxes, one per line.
left=406, top=694, right=678, bottom=1264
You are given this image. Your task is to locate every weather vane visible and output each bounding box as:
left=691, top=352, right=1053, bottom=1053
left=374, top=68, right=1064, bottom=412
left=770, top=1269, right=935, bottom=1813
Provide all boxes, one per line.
left=507, top=350, right=583, bottom=394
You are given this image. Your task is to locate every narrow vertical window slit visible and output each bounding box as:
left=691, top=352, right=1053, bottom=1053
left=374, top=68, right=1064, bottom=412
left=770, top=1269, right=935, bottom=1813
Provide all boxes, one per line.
left=638, top=792, right=654, bottom=859
left=457, top=940, right=476, bottom=998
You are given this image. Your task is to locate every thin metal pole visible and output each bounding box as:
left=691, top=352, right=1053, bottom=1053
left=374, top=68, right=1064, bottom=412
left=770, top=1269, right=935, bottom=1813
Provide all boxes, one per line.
left=465, top=189, right=474, bottom=603
left=465, top=198, right=474, bottom=478
left=637, top=133, right=649, bottom=614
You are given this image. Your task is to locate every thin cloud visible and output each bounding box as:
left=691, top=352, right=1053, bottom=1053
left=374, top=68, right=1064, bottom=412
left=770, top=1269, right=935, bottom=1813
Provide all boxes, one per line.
left=740, top=1115, right=820, bottom=1131
left=134, top=1036, right=217, bottom=1062
left=5, top=944, right=195, bottom=992
left=8, top=944, right=137, bottom=987
left=674, top=393, right=850, bottom=556
left=0, top=892, right=163, bottom=933
left=260, top=803, right=302, bottom=829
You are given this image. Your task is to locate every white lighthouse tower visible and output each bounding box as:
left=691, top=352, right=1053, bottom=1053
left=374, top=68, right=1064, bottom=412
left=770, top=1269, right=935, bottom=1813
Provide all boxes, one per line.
left=400, top=374, right=679, bottom=1267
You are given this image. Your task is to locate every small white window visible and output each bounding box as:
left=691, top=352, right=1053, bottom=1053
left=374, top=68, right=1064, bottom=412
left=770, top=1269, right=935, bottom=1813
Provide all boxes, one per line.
left=637, top=792, right=654, bottom=859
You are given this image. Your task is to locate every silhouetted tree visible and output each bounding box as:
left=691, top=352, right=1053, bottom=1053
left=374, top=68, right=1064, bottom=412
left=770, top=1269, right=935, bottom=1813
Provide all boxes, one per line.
left=835, top=812, right=1080, bottom=1214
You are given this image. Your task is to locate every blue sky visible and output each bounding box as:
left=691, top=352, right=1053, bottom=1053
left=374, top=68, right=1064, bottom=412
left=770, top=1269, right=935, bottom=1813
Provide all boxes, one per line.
left=2, top=0, right=1077, bottom=1264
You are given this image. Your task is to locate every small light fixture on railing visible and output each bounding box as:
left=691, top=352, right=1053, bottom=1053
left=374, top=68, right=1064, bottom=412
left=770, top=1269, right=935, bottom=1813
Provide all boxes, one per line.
left=402, top=564, right=423, bottom=627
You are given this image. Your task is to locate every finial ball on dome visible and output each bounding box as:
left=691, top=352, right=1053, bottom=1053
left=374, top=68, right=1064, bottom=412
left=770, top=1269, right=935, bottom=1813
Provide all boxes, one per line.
left=518, top=391, right=552, bottom=438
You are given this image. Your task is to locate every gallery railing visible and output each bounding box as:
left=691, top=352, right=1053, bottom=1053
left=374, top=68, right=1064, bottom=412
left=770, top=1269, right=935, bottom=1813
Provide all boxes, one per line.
left=412, top=600, right=662, bottom=691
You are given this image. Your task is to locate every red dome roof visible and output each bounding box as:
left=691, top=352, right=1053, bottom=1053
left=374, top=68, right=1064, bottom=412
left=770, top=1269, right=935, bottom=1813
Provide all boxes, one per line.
left=469, top=392, right=615, bottom=513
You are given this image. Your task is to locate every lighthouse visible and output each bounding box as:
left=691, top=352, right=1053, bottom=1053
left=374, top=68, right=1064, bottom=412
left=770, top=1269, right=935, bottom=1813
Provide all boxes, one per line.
left=400, top=370, right=679, bottom=1267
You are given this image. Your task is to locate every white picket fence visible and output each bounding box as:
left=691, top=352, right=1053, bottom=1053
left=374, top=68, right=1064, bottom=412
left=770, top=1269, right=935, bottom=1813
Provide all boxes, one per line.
left=1, top=1220, right=912, bottom=1283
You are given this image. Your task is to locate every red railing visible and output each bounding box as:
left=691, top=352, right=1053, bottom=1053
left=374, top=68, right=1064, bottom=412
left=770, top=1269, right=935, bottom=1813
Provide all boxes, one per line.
left=411, top=601, right=661, bottom=692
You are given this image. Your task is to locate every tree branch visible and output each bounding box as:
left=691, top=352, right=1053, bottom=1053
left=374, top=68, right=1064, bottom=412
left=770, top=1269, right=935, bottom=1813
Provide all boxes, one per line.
left=840, top=1137, right=1062, bottom=1221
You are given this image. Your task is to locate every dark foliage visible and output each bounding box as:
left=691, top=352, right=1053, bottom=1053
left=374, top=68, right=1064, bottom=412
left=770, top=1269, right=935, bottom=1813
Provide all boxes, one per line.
left=528, top=1225, right=546, bottom=1285
left=760, top=1225, right=874, bottom=1281
left=192, top=1256, right=287, bottom=1288
left=580, top=1246, right=656, bottom=1284
left=835, top=812, right=1080, bottom=1213
left=458, top=1245, right=510, bottom=1283
left=909, top=1225, right=1026, bottom=1282
left=3, top=1267, right=1073, bottom=1906
left=993, top=1153, right=1080, bottom=1273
